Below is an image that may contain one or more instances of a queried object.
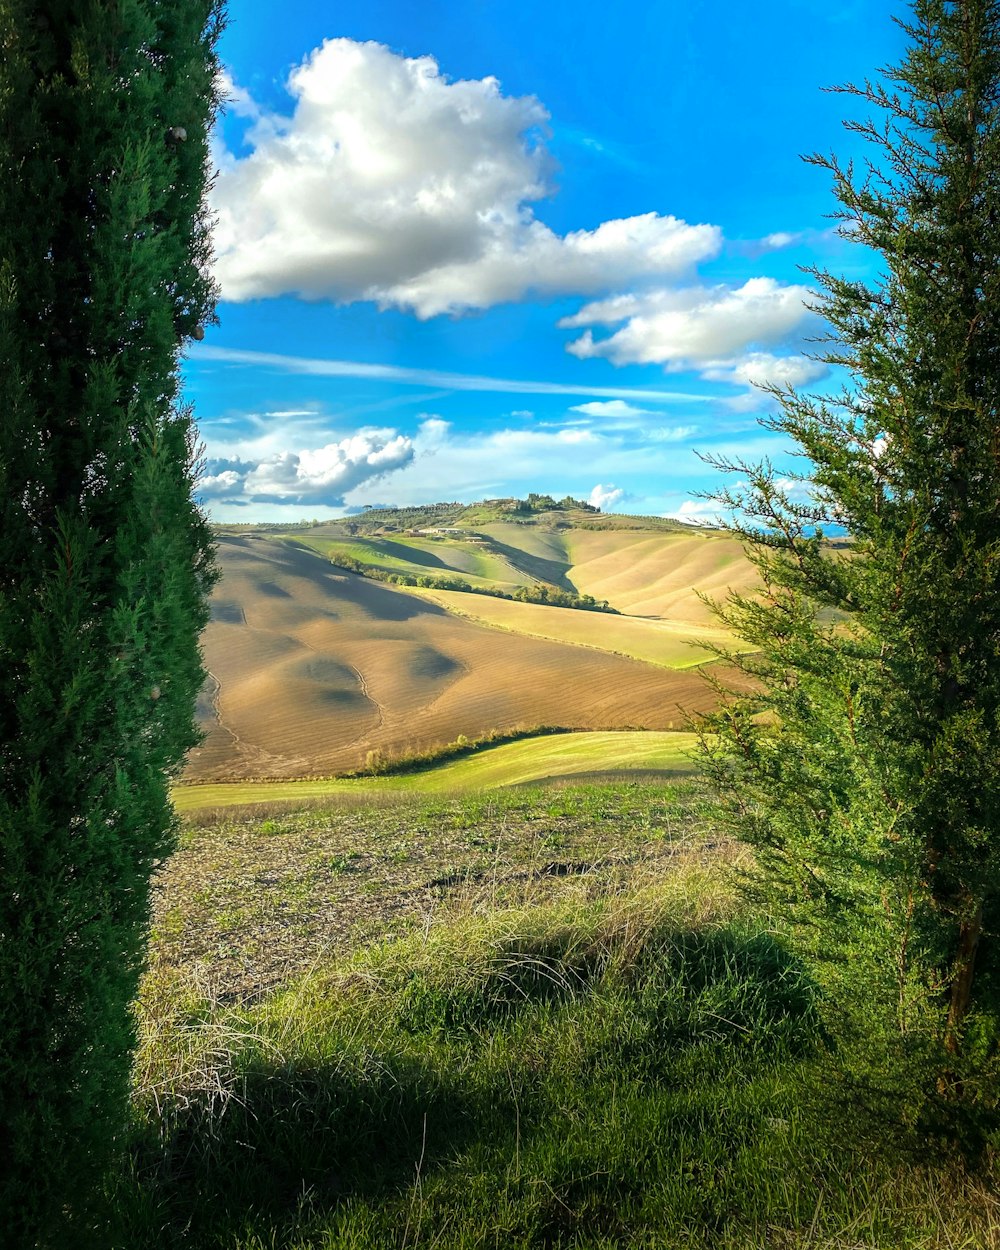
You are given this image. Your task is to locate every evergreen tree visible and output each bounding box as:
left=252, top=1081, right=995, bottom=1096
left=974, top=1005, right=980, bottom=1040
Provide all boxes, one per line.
left=0, top=2, right=223, bottom=1240
left=701, top=0, right=1000, bottom=1123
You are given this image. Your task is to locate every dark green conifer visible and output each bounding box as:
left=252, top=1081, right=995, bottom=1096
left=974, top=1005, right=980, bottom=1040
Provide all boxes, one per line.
left=0, top=2, right=223, bottom=1240
left=701, top=0, right=1000, bottom=1123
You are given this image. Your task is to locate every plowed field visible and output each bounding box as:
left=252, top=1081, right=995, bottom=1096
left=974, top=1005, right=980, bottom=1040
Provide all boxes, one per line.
left=186, top=536, right=731, bottom=781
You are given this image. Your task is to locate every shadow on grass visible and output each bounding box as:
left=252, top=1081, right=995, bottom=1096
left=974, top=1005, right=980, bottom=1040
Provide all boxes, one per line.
left=124, top=1051, right=503, bottom=1246
left=119, top=929, right=821, bottom=1248
left=478, top=535, right=575, bottom=590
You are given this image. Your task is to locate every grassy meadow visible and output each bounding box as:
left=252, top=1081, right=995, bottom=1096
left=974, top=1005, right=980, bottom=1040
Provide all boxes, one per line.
left=173, top=729, right=700, bottom=814
left=116, top=779, right=1000, bottom=1248
left=405, top=587, right=740, bottom=668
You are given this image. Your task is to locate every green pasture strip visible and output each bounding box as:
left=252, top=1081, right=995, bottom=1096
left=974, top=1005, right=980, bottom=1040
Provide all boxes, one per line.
left=173, top=730, right=700, bottom=814
left=400, top=729, right=700, bottom=790
left=368, top=533, right=516, bottom=582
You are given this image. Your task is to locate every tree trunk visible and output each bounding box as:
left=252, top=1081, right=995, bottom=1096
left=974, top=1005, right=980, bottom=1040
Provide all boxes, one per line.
left=944, top=901, right=984, bottom=1054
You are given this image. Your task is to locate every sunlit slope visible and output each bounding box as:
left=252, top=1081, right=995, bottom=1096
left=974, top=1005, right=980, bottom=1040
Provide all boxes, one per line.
left=469, top=522, right=578, bottom=589
left=561, top=529, right=757, bottom=622
left=290, top=522, right=758, bottom=628
left=406, top=587, right=736, bottom=668
left=186, top=537, right=722, bottom=782
left=293, top=533, right=524, bottom=590
left=175, top=730, right=699, bottom=813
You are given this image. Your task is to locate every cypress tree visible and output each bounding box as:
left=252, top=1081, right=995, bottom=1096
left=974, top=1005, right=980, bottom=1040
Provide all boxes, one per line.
left=701, top=0, right=1000, bottom=1125
left=0, top=2, right=223, bottom=1240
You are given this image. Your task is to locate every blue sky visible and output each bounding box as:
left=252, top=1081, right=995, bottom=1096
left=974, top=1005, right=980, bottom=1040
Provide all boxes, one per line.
left=189, top=0, right=904, bottom=521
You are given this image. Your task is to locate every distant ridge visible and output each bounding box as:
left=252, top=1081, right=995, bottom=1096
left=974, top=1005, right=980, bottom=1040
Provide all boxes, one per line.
left=214, top=494, right=696, bottom=537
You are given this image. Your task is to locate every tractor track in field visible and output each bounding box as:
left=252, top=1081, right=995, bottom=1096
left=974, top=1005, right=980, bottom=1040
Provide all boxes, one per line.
left=285, top=627, right=386, bottom=752
left=205, top=669, right=243, bottom=752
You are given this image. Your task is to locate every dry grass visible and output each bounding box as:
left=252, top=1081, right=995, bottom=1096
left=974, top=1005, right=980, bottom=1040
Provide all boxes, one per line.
left=152, top=782, right=723, bottom=1002
left=405, top=584, right=742, bottom=667
left=563, top=528, right=759, bottom=621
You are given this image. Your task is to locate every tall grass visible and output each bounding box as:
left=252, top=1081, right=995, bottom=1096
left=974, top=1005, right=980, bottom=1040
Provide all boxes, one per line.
left=114, top=843, right=1000, bottom=1248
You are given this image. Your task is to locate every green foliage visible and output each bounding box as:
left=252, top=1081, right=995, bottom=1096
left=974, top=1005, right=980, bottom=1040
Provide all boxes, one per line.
left=322, top=548, right=618, bottom=612
left=118, top=880, right=830, bottom=1248
left=700, top=0, right=1000, bottom=1128
left=0, top=3, right=223, bottom=1241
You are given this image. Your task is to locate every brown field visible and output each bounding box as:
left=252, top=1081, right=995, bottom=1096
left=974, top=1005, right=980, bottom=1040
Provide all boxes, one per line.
left=185, top=535, right=734, bottom=782
left=469, top=522, right=758, bottom=621
left=561, top=529, right=758, bottom=621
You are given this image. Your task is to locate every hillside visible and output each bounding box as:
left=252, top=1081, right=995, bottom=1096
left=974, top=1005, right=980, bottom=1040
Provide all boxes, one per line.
left=176, top=730, right=701, bottom=814
left=186, top=505, right=759, bottom=782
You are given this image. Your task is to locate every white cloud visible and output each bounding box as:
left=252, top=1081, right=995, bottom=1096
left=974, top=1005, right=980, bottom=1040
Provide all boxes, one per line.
left=217, top=68, right=261, bottom=122
left=702, top=352, right=827, bottom=389
left=261, top=408, right=322, bottom=418
left=648, top=425, right=699, bottom=442
left=211, top=40, right=721, bottom=314
left=416, top=416, right=451, bottom=447
left=561, top=277, right=823, bottom=390
left=667, top=498, right=729, bottom=526
left=198, top=430, right=415, bottom=506
left=570, top=400, right=653, bottom=419
left=566, top=400, right=697, bottom=443
left=589, top=483, right=625, bottom=511
left=760, top=230, right=802, bottom=250
left=199, top=469, right=243, bottom=495
left=563, top=277, right=814, bottom=366
left=346, top=419, right=712, bottom=510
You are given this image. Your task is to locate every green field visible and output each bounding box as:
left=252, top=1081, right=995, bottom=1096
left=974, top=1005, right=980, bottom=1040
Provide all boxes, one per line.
left=173, top=729, right=700, bottom=813
left=118, top=780, right=1000, bottom=1249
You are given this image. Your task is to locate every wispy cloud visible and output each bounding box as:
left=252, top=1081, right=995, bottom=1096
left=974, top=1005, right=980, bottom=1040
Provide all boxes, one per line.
left=194, top=345, right=715, bottom=403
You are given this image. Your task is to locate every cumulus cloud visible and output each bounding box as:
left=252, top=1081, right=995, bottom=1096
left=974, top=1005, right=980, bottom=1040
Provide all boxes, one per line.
left=211, top=40, right=721, bottom=315
left=561, top=277, right=823, bottom=390
left=198, top=430, right=414, bottom=506
left=562, top=278, right=814, bottom=366
left=415, top=416, right=451, bottom=448
left=702, top=352, right=827, bottom=389
left=199, top=469, right=243, bottom=496
left=668, top=498, right=729, bottom=526
left=761, top=231, right=801, bottom=250
left=589, top=483, right=625, bottom=511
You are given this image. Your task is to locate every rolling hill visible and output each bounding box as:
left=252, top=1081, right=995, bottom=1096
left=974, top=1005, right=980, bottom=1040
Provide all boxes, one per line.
left=175, top=729, right=701, bottom=813
left=185, top=505, right=758, bottom=783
